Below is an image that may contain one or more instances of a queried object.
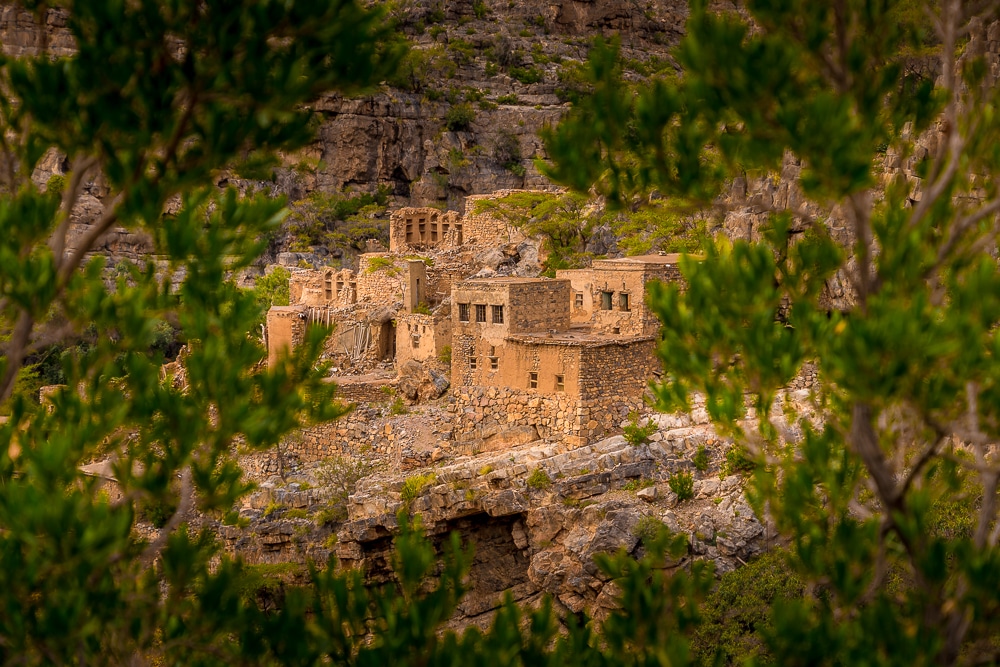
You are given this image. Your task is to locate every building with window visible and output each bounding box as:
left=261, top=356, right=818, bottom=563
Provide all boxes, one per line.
left=557, top=254, right=687, bottom=336
left=450, top=276, right=662, bottom=447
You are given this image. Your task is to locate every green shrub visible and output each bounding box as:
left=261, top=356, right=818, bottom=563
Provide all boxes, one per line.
left=284, top=508, right=309, bottom=520
left=401, top=473, right=437, bottom=505
left=234, top=563, right=306, bottom=605
left=472, top=0, right=487, bottom=19
left=139, top=495, right=178, bottom=528
left=438, top=345, right=452, bottom=365
left=262, top=501, right=283, bottom=518
left=497, top=93, right=520, bottom=105
left=634, top=515, right=669, bottom=545
left=691, top=549, right=803, bottom=665
left=493, top=129, right=524, bottom=176
left=413, top=301, right=433, bottom=315
left=390, top=396, right=409, bottom=415
left=365, top=255, right=400, bottom=274
left=668, top=471, right=694, bottom=501
left=692, top=444, right=710, bottom=472
left=447, top=38, right=476, bottom=65
left=45, top=174, right=67, bottom=196
left=622, top=477, right=655, bottom=492
left=509, top=66, right=543, bottom=84
left=526, top=468, right=552, bottom=490
left=448, top=147, right=470, bottom=169
left=445, top=103, right=476, bottom=131
left=722, top=445, right=756, bottom=476
left=314, top=455, right=378, bottom=524
left=623, top=412, right=657, bottom=446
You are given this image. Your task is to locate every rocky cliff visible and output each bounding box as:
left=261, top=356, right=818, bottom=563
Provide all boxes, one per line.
left=0, top=1, right=687, bottom=215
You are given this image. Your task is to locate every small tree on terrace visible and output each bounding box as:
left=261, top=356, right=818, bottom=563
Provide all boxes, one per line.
left=545, top=0, right=1000, bottom=663
left=472, top=191, right=598, bottom=273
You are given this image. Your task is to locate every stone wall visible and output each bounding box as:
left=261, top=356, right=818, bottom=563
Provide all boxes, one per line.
left=334, top=376, right=397, bottom=404
left=449, top=385, right=584, bottom=447
left=578, top=337, right=659, bottom=403
left=462, top=191, right=534, bottom=247
left=395, top=311, right=452, bottom=367
left=266, top=306, right=307, bottom=366
left=289, top=267, right=357, bottom=307
left=389, top=207, right=461, bottom=251
left=283, top=408, right=399, bottom=465
left=356, top=254, right=409, bottom=305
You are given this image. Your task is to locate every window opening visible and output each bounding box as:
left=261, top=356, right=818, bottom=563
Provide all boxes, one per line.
left=620, top=293, right=630, bottom=311
left=459, top=303, right=470, bottom=322
left=492, top=305, right=504, bottom=324
left=601, top=291, right=613, bottom=310
left=529, top=372, right=538, bottom=389
left=555, top=374, right=565, bottom=391
left=468, top=356, right=477, bottom=370
left=475, top=304, right=487, bottom=323
left=574, top=292, right=584, bottom=308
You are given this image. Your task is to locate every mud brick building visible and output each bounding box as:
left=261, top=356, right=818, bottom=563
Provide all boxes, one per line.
left=449, top=276, right=663, bottom=448
left=389, top=207, right=463, bottom=252
left=557, top=254, right=685, bottom=336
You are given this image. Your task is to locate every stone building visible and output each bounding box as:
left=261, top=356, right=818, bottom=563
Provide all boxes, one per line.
left=267, top=254, right=435, bottom=369
left=395, top=308, right=453, bottom=367
left=557, top=254, right=686, bottom=336
left=449, top=276, right=663, bottom=448
left=389, top=207, right=462, bottom=252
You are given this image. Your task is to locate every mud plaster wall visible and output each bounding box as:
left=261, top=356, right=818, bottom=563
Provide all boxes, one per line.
left=556, top=269, right=595, bottom=325
left=453, top=336, right=584, bottom=396
left=396, top=311, right=453, bottom=366
left=266, top=306, right=307, bottom=366
left=587, top=261, right=684, bottom=336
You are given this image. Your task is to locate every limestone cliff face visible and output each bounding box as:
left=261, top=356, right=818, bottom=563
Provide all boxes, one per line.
left=0, top=1, right=687, bottom=214
left=277, top=0, right=688, bottom=211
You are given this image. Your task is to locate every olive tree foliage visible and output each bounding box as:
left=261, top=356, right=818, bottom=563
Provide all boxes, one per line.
left=0, top=0, right=404, bottom=662
left=545, top=0, right=1000, bottom=664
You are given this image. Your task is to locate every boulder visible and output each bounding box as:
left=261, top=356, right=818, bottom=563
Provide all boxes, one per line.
left=397, top=360, right=450, bottom=402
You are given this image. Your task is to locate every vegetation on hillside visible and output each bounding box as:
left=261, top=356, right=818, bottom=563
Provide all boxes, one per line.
left=473, top=190, right=705, bottom=275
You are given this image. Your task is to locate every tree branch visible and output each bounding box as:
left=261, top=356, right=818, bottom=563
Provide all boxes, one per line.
left=139, top=467, right=193, bottom=567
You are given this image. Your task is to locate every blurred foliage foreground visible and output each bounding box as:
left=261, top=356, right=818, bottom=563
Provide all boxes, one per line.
left=2, top=0, right=1000, bottom=665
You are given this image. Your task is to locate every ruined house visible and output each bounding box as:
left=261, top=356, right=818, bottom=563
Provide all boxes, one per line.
left=449, top=276, right=663, bottom=449
left=266, top=253, right=436, bottom=370
left=389, top=207, right=463, bottom=251
left=556, top=254, right=686, bottom=336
